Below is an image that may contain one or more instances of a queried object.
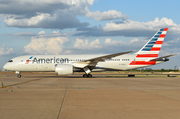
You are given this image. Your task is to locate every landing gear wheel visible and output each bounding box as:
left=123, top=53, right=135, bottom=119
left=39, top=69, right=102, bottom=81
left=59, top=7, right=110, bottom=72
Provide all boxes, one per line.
left=83, top=74, right=88, bottom=78
left=83, top=74, right=92, bottom=78
left=17, top=74, right=21, bottom=78
left=88, top=74, right=92, bottom=78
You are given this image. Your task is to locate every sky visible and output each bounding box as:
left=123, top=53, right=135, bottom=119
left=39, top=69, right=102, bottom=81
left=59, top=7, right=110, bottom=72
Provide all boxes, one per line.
left=0, top=0, right=180, bottom=69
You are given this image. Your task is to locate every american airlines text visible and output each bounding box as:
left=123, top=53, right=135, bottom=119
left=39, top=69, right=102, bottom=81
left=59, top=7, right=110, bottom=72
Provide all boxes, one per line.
left=32, top=57, right=69, bottom=64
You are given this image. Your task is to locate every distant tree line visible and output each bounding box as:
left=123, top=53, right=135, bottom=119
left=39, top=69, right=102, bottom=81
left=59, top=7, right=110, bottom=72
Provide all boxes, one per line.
left=132, top=69, right=179, bottom=72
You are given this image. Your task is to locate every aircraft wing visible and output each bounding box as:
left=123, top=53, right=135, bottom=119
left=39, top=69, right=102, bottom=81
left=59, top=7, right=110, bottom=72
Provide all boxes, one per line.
left=72, top=50, right=135, bottom=68
left=150, top=54, right=177, bottom=61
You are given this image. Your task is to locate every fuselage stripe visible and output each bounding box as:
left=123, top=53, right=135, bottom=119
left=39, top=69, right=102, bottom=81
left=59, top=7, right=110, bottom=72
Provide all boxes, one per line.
left=136, top=54, right=158, bottom=57
left=129, top=61, right=156, bottom=65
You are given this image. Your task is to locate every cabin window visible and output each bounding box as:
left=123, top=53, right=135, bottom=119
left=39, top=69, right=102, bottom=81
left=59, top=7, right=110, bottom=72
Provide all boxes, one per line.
left=8, top=60, right=13, bottom=62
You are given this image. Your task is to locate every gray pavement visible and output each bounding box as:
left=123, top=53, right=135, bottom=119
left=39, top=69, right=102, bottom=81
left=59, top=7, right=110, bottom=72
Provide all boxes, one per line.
left=0, top=73, right=180, bottom=119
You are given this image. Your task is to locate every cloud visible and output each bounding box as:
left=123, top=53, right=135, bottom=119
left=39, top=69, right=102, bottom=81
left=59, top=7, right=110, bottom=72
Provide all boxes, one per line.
left=3, top=0, right=94, bottom=29
left=13, top=32, right=36, bottom=37
left=86, top=10, right=127, bottom=21
left=161, top=37, right=180, bottom=55
left=64, top=37, right=146, bottom=54
left=38, top=31, right=46, bottom=35
left=2, top=0, right=129, bottom=29
left=0, top=14, right=6, bottom=20
left=74, top=17, right=180, bottom=37
left=103, top=17, right=179, bottom=31
left=5, top=12, right=89, bottom=29
left=0, top=0, right=71, bottom=15
left=24, top=32, right=69, bottom=55
left=0, top=44, right=14, bottom=55
left=74, top=38, right=101, bottom=49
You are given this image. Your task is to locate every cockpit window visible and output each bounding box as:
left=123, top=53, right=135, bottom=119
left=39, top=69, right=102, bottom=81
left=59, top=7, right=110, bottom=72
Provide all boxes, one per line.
left=8, top=60, right=13, bottom=62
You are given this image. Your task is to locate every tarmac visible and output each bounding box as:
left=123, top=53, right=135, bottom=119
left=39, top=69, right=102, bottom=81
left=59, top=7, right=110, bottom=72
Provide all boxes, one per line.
left=1, top=72, right=180, bottom=119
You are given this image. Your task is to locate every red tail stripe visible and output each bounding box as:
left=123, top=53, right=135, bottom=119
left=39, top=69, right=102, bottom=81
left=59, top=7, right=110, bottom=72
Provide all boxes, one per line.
left=130, top=61, right=156, bottom=65
left=155, top=41, right=163, bottom=44
left=136, top=54, right=158, bottom=58
left=164, top=28, right=168, bottom=31
left=159, top=34, right=166, bottom=38
left=151, top=47, right=161, bottom=51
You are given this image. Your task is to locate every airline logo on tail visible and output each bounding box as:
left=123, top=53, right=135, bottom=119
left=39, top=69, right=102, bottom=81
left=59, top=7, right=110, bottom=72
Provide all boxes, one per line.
left=25, top=56, right=33, bottom=64
left=141, top=28, right=168, bottom=52
left=130, top=28, right=168, bottom=65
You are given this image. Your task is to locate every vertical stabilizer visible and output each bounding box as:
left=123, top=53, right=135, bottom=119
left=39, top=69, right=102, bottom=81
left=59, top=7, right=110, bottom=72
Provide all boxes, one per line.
left=129, top=28, right=168, bottom=66
left=135, top=28, right=168, bottom=57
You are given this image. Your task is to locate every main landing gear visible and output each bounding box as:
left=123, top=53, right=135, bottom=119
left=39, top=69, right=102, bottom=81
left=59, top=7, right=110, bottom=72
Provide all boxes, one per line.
left=15, top=71, right=21, bottom=78
left=83, top=67, right=93, bottom=78
left=83, top=74, right=92, bottom=78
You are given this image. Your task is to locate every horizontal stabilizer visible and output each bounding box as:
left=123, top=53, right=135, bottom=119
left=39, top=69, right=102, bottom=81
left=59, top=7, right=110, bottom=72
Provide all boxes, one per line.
left=150, top=54, right=176, bottom=61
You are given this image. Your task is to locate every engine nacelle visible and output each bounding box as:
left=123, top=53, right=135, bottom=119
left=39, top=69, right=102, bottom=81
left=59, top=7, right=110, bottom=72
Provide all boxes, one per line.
left=55, top=64, right=73, bottom=75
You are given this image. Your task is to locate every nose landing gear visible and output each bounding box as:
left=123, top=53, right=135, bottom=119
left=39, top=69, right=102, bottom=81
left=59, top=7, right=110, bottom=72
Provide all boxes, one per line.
left=17, top=74, right=21, bottom=78
left=15, top=71, right=21, bottom=78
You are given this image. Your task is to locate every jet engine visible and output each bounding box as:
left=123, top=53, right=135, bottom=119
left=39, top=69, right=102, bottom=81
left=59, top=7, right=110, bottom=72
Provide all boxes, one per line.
left=55, top=64, right=73, bottom=75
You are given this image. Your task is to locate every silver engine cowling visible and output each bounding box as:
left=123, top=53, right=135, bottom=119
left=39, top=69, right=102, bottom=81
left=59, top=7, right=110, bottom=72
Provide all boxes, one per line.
left=55, top=64, right=73, bottom=75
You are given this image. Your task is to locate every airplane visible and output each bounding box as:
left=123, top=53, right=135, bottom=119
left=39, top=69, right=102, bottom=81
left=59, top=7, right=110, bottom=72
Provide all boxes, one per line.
left=3, top=28, right=176, bottom=78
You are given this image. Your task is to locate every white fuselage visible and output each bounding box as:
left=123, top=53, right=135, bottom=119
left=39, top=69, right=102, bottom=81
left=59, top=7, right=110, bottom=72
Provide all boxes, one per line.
left=3, top=54, right=164, bottom=72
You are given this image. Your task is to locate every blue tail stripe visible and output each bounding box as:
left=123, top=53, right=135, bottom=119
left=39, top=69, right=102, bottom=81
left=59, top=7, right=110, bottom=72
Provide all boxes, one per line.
left=160, top=28, right=164, bottom=31
left=157, top=32, right=162, bottom=34
left=142, top=48, right=151, bottom=51
left=151, top=38, right=158, bottom=41
left=145, top=45, right=153, bottom=47
left=148, top=42, right=156, bottom=45
left=155, top=35, right=160, bottom=37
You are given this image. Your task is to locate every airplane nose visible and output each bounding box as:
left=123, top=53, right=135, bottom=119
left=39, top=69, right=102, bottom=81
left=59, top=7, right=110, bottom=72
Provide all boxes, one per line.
left=3, top=64, right=8, bottom=70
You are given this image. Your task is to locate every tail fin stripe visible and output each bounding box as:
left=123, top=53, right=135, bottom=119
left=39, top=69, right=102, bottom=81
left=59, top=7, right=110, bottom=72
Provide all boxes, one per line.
left=157, top=38, right=164, bottom=41
left=151, top=38, right=158, bottom=41
left=153, top=44, right=162, bottom=47
left=163, top=28, right=168, bottom=31
left=157, top=32, right=162, bottom=34
left=150, top=47, right=161, bottom=51
left=162, top=31, right=167, bottom=34
left=142, top=48, right=151, bottom=51
left=148, top=42, right=156, bottom=45
left=136, top=54, right=158, bottom=57
left=145, top=45, right=153, bottom=47
left=137, top=51, right=159, bottom=54
left=160, top=28, right=168, bottom=31
left=155, top=41, right=163, bottom=44
left=155, top=35, right=160, bottom=37
left=159, top=34, right=166, bottom=38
